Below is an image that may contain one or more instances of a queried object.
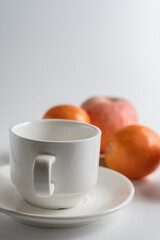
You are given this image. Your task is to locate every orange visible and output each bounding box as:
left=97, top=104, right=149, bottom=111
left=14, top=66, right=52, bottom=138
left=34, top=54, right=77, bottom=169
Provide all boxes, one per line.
left=104, top=125, right=160, bottom=179
left=43, top=104, right=91, bottom=123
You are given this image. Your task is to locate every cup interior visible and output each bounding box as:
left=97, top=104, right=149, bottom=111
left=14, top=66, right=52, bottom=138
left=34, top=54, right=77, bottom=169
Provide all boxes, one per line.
left=10, top=119, right=100, bottom=142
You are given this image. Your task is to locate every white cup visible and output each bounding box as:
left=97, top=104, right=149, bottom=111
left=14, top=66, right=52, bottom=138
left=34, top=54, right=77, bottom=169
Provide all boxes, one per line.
left=9, top=119, right=101, bottom=209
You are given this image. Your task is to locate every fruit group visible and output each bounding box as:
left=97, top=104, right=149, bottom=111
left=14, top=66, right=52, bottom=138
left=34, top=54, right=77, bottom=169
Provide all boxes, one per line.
left=104, top=125, right=160, bottom=179
left=81, top=96, right=138, bottom=153
left=43, top=104, right=91, bottom=123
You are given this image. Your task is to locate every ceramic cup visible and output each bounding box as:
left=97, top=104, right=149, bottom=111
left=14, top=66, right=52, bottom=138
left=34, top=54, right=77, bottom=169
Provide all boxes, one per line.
left=9, top=119, right=101, bottom=209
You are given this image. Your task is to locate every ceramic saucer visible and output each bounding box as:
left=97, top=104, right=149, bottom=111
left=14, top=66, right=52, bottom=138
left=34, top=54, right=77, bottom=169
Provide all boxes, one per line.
left=0, top=165, right=134, bottom=228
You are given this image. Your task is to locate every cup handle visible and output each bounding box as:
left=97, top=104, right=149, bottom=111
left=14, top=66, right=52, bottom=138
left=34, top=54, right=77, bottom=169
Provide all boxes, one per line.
left=33, top=154, right=56, bottom=197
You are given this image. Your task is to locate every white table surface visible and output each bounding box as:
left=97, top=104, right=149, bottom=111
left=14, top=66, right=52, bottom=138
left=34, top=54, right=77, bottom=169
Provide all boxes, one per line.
left=0, top=150, right=160, bottom=240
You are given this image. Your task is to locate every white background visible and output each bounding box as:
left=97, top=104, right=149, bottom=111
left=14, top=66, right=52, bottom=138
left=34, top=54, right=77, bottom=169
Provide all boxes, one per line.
left=0, top=0, right=160, bottom=239
left=1, top=0, right=160, bottom=150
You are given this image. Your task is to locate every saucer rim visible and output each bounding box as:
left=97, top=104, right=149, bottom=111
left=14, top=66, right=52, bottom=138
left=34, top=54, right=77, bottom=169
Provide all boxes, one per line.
left=0, top=165, right=135, bottom=221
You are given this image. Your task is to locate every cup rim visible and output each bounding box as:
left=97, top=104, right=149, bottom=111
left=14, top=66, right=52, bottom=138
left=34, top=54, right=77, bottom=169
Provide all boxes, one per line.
left=9, top=119, right=101, bottom=143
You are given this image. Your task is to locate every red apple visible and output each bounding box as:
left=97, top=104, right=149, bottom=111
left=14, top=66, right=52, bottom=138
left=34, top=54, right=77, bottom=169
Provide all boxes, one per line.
left=81, top=96, right=138, bottom=153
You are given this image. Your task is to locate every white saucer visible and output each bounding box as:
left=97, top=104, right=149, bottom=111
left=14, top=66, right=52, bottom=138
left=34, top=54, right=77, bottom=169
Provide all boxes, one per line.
left=0, top=165, right=134, bottom=228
